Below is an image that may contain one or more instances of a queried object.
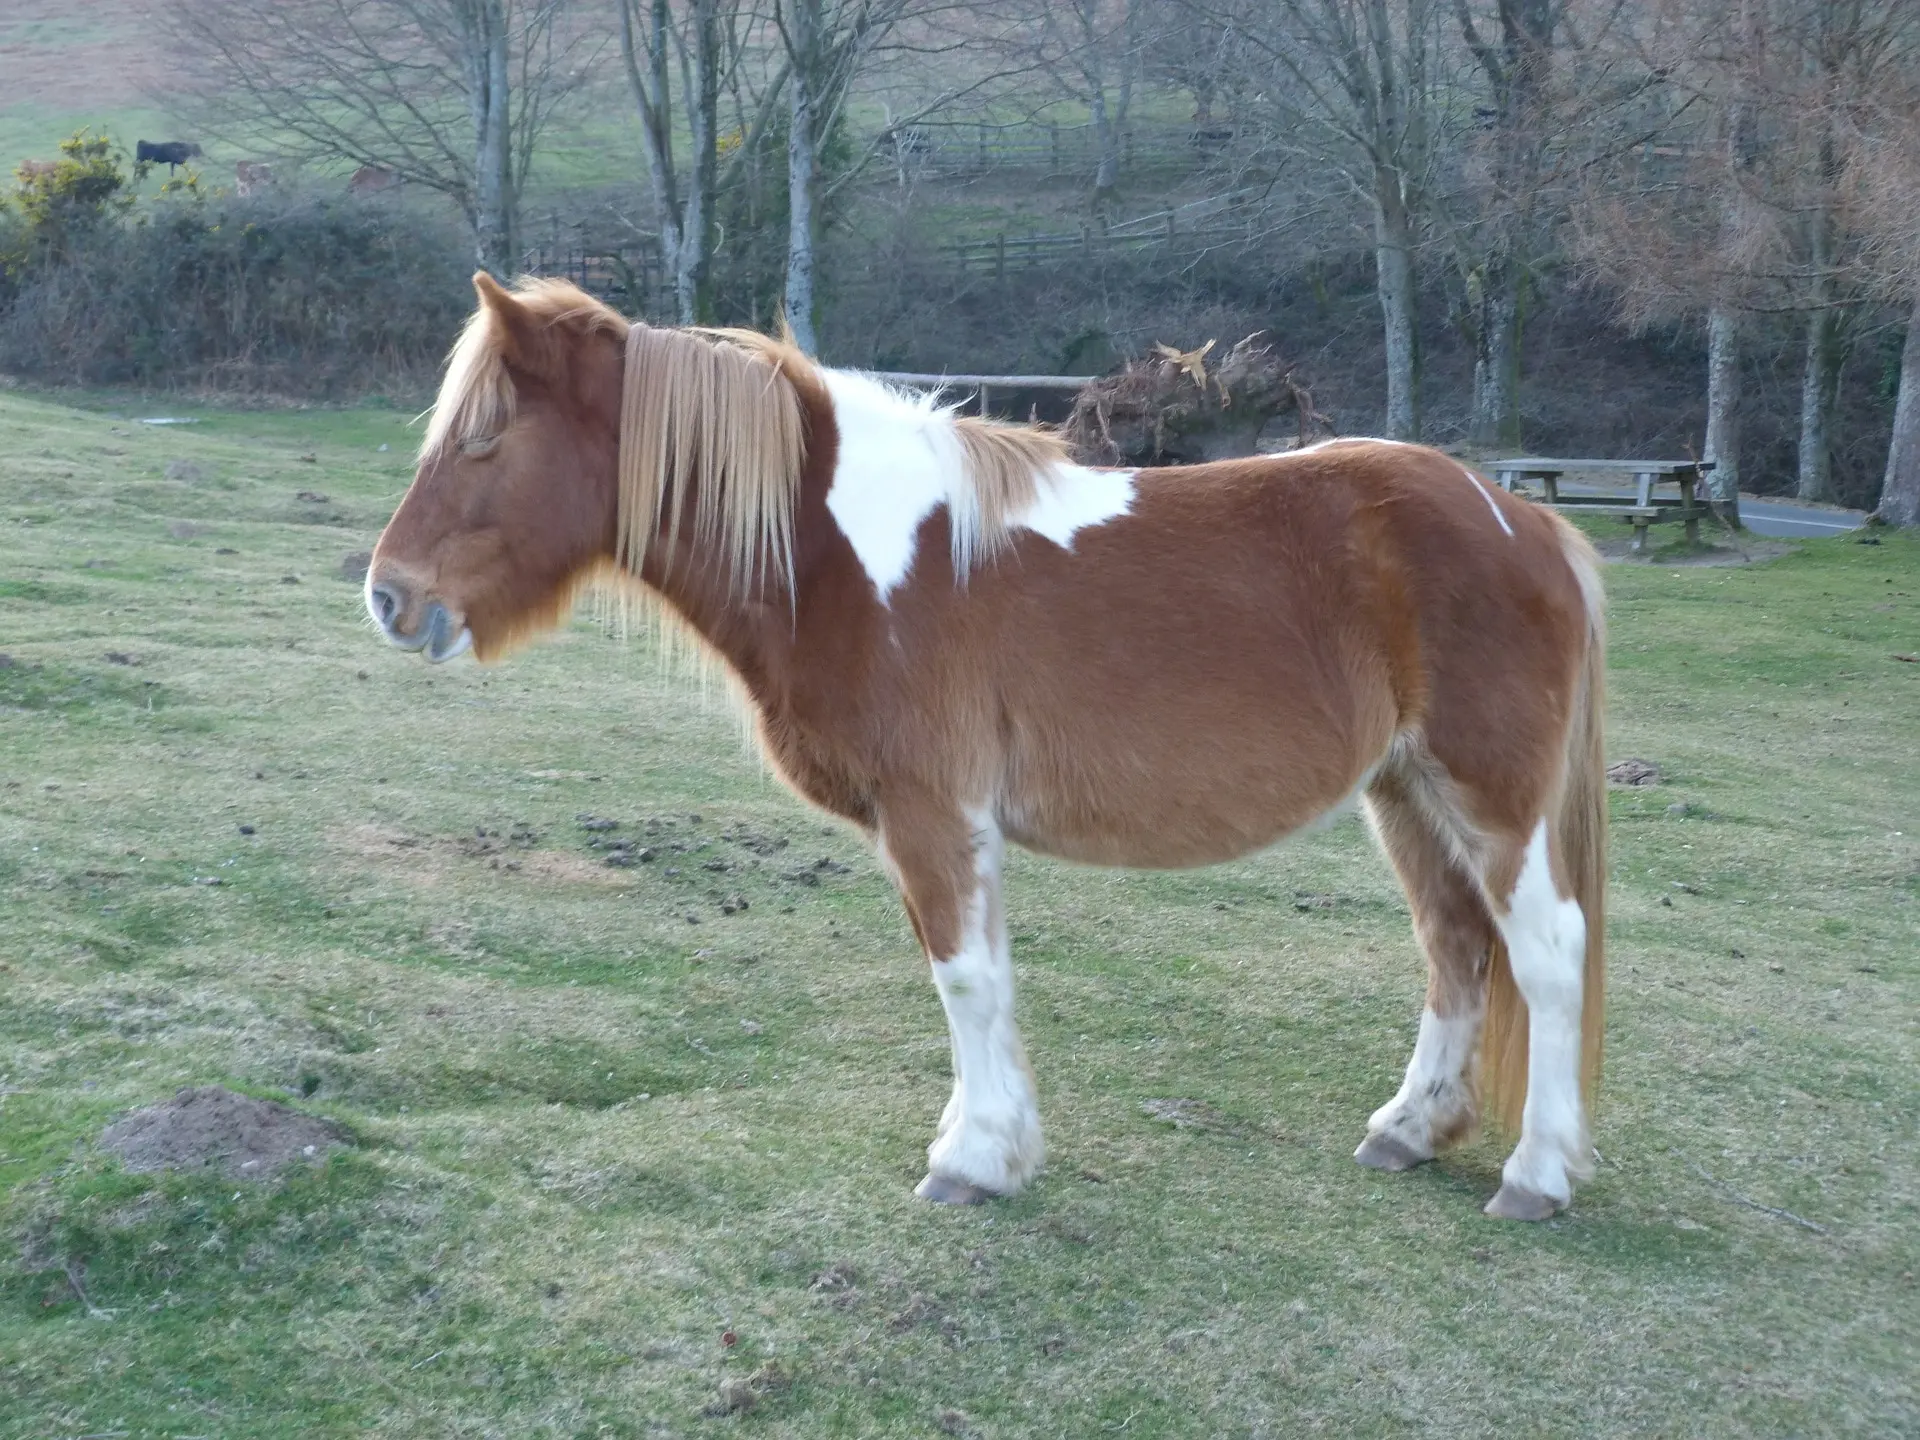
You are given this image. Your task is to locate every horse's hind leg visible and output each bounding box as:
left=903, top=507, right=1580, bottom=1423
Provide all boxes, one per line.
left=1477, top=820, right=1594, bottom=1220
left=1354, top=770, right=1495, bottom=1172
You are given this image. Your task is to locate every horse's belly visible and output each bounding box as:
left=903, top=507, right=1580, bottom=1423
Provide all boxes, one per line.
left=997, top=735, right=1372, bottom=870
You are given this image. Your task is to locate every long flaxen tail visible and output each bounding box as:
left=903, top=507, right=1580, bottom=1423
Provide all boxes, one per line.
left=1478, top=519, right=1608, bottom=1134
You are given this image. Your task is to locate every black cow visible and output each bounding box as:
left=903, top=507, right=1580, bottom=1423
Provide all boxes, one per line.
left=136, top=140, right=203, bottom=171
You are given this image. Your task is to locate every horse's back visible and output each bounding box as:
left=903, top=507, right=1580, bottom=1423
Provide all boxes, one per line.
left=939, top=440, right=1591, bottom=866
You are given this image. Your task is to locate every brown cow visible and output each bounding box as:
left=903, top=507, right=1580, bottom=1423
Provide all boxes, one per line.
left=234, top=161, right=275, bottom=196
left=348, top=164, right=399, bottom=195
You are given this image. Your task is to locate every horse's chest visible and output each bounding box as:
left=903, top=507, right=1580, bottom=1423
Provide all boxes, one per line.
left=755, top=708, right=875, bottom=829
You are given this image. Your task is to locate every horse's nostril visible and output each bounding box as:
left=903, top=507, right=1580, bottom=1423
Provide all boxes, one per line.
left=370, top=581, right=403, bottom=628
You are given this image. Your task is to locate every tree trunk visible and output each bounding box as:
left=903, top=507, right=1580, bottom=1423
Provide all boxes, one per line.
left=1088, top=89, right=1120, bottom=211
left=1373, top=169, right=1420, bottom=441
left=1875, top=292, right=1920, bottom=527
left=681, top=0, right=720, bottom=324
left=783, top=11, right=819, bottom=355
left=1704, top=304, right=1743, bottom=527
left=1469, top=251, right=1520, bottom=447
left=469, top=2, right=514, bottom=276
left=1796, top=304, right=1841, bottom=503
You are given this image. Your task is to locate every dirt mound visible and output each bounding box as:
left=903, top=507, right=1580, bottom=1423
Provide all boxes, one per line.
left=1062, top=334, right=1325, bottom=466
left=99, top=1085, right=350, bottom=1179
left=1607, top=758, right=1661, bottom=787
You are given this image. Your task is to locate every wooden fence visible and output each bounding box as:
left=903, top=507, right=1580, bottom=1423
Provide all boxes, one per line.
left=940, top=188, right=1261, bottom=276
left=889, top=119, right=1226, bottom=178
left=520, top=245, right=672, bottom=312
left=868, top=372, right=1095, bottom=416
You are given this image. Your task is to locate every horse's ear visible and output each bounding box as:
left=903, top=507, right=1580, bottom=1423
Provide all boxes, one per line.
left=472, top=271, right=543, bottom=373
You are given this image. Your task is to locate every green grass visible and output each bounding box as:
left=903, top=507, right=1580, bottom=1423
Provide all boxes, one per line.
left=1, top=386, right=1916, bottom=1437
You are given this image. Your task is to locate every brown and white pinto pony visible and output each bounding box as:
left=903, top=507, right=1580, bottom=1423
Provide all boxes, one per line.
left=368, top=275, right=1608, bottom=1221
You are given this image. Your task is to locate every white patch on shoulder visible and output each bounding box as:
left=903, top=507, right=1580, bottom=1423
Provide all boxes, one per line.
left=1459, top=463, right=1516, bottom=537
left=820, top=370, right=1135, bottom=600
left=1012, top=463, right=1135, bottom=549
left=821, top=370, right=954, bottom=599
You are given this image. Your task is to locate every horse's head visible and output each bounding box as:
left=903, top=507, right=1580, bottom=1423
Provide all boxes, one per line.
left=367, top=273, right=626, bottom=662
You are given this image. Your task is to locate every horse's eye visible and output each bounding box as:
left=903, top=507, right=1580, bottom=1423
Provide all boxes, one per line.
left=459, top=435, right=501, bottom=458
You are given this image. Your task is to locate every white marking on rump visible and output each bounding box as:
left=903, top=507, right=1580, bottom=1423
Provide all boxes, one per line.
left=1364, top=1004, right=1481, bottom=1156
left=921, top=808, right=1044, bottom=1192
left=819, top=369, right=1134, bottom=601
left=1292, top=435, right=1418, bottom=452
left=1459, top=464, right=1517, bottom=538
left=1492, top=819, right=1591, bottom=1199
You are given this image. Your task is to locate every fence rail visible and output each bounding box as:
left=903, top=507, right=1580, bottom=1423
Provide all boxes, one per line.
left=870, top=371, right=1096, bottom=417
left=938, top=188, right=1261, bottom=274
left=887, top=118, right=1230, bottom=176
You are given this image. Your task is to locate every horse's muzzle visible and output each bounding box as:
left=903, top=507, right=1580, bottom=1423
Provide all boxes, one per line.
left=367, top=579, right=471, bottom=663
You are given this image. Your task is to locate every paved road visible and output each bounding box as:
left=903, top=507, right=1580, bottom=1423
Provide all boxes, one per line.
left=1736, top=497, right=1866, bottom=538
left=1548, top=482, right=1864, bottom=539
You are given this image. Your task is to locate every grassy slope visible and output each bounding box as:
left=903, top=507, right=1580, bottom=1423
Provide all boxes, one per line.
left=0, top=389, right=1915, bottom=1438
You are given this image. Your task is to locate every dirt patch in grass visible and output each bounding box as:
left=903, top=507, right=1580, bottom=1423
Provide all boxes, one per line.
left=1593, top=534, right=1799, bottom=566
left=337, top=823, right=632, bottom=888
left=99, top=1085, right=350, bottom=1178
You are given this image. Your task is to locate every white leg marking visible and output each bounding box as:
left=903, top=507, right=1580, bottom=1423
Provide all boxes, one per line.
left=923, top=811, right=1044, bottom=1193
left=1363, top=1004, right=1482, bottom=1157
left=1493, top=820, right=1591, bottom=1202
left=1459, top=464, right=1517, bottom=538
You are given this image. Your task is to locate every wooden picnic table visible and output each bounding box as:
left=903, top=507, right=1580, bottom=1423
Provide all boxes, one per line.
left=1488, top=458, right=1713, bottom=552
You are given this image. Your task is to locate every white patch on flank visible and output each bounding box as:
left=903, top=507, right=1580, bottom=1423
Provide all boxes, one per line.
left=820, top=369, right=1132, bottom=601
left=1492, top=819, right=1591, bottom=1201
left=921, top=807, right=1044, bottom=1193
left=1459, top=463, right=1516, bottom=537
left=1363, top=1003, right=1482, bottom=1158
left=1014, top=463, right=1135, bottom=547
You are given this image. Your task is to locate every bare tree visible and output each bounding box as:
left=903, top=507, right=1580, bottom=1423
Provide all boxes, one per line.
left=1448, top=0, right=1558, bottom=448
left=168, top=0, right=587, bottom=274
left=1206, top=0, right=1447, bottom=440
left=1575, top=0, right=1917, bottom=512
left=770, top=0, right=924, bottom=353
left=1843, top=71, right=1920, bottom=524
left=987, top=0, right=1149, bottom=208
left=618, top=0, right=793, bottom=322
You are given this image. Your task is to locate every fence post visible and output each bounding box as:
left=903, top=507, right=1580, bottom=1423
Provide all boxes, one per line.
left=978, top=384, right=991, bottom=418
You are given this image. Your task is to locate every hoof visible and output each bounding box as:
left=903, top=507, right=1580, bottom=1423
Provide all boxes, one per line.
left=915, top=1173, right=997, bottom=1206
left=1483, top=1183, right=1562, bottom=1221
left=1354, top=1132, right=1430, bottom=1173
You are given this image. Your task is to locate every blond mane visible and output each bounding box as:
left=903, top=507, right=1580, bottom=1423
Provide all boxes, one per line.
left=423, top=276, right=1078, bottom=601
left=949, top=418, right=1073, bottom=575
left=618, top=323, right=808, bottom=595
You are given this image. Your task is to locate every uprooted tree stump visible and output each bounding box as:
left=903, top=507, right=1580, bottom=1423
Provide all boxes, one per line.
left=1063, top=335, right=1327, bottom=467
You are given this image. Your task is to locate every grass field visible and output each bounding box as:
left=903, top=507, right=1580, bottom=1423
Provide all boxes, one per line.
left=1, top=386, right=1916, bottom=1438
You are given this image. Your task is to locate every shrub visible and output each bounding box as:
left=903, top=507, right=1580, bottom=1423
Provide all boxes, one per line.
left=0, top=138, right=472, bottom=397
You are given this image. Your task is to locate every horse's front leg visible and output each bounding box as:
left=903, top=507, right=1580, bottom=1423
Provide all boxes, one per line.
left=878, top=798, right=1044, bottom=1204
